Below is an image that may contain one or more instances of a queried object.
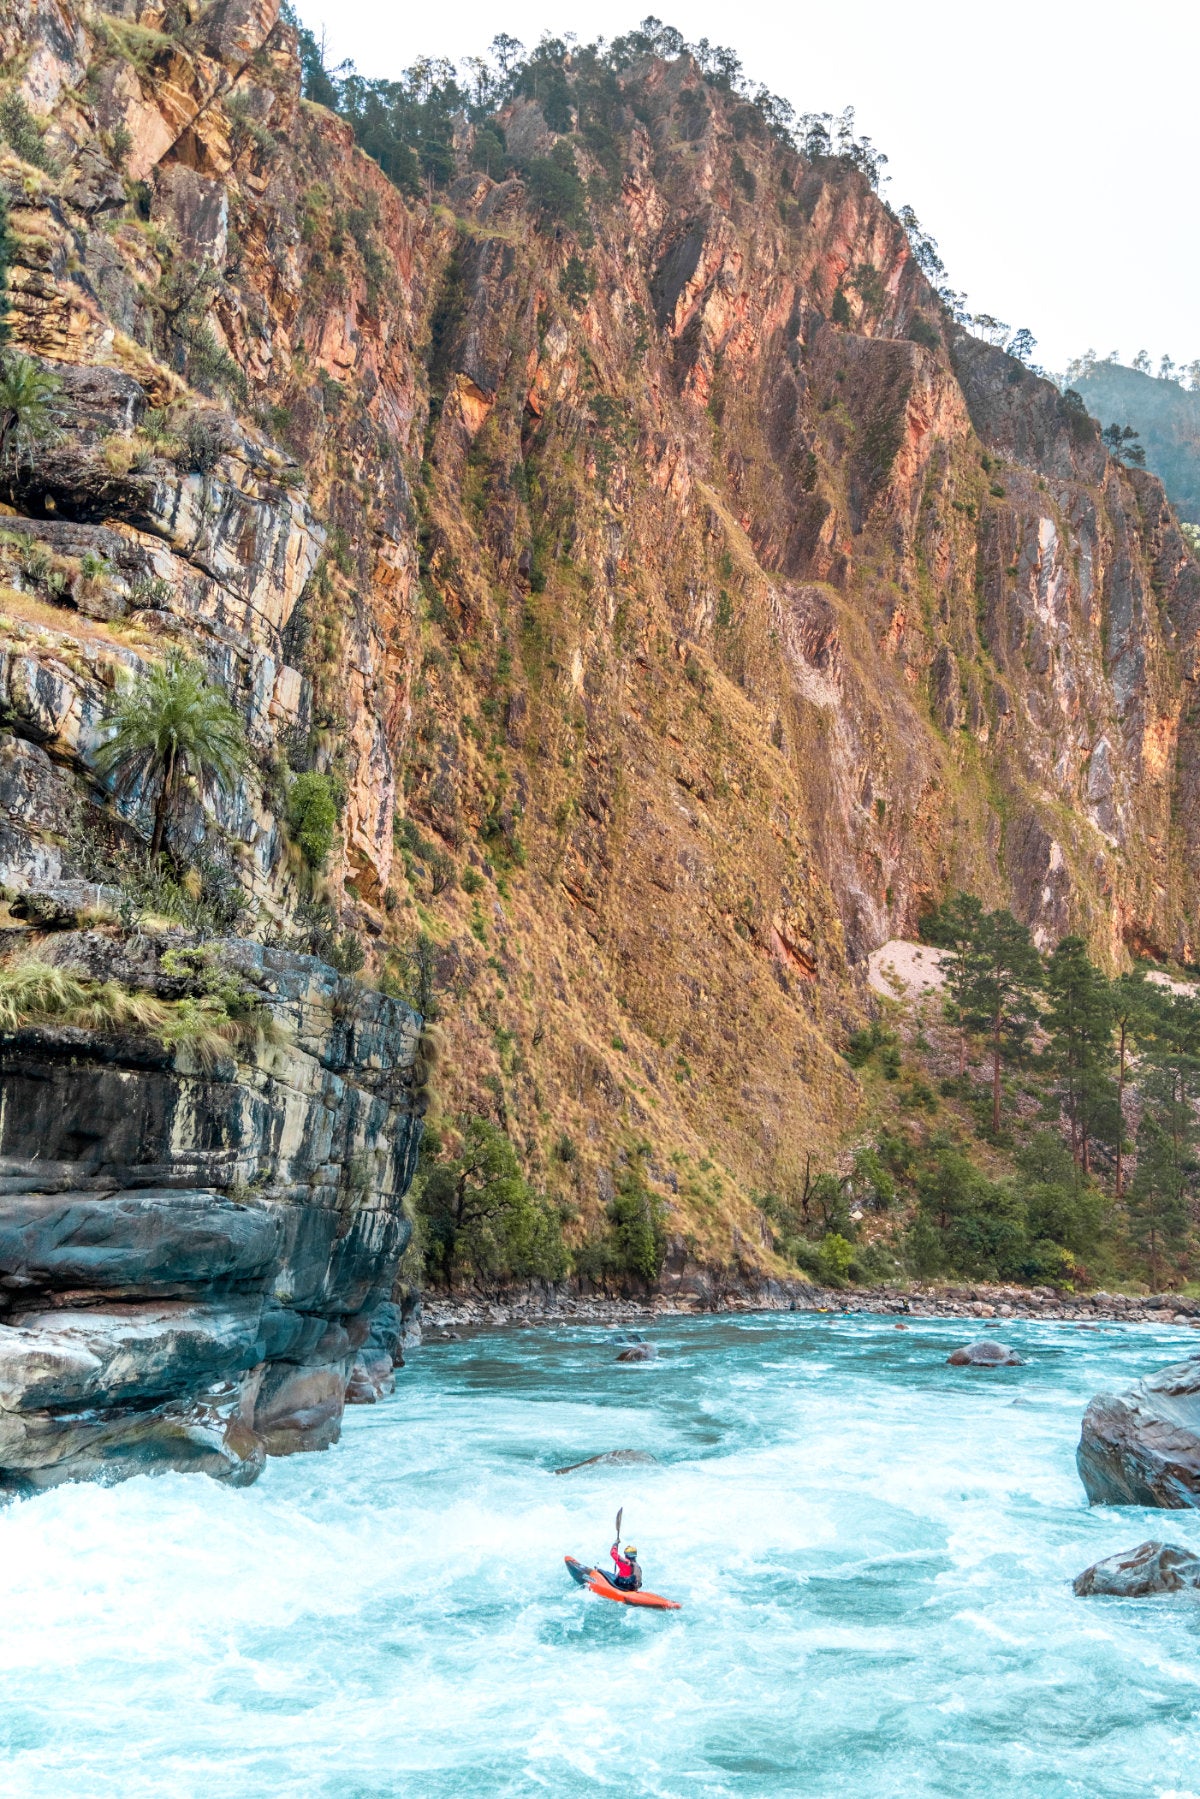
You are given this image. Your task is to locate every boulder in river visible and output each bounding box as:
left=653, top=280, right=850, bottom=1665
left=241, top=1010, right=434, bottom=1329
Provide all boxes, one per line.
left=554, top=1449, right=660, bottom=1476
left=947, top=1339, right=1025, bottom=1367
left=616, top=1342, right=658, bottom=1362
left=1076, top=1353, right=1200, bottom=1507
left=1073, top=1540, right=1200, bottom=1597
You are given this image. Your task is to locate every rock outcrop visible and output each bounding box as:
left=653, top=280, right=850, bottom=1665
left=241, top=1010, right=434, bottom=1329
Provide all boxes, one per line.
left=1077, top=1355, right=1200, bottom=1507
left=0, top=933, right=423, bottom=1491
left=1073, top=1540, right=1200, bottom=1597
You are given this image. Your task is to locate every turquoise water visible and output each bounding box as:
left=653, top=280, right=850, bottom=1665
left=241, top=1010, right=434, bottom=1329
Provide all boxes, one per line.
left=2, top=1314, right=1200, bottom=1798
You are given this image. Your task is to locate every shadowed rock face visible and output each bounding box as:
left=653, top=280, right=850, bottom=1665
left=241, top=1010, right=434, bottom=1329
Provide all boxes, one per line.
left=0, top=937, right=423, bottom=1493
left=1077, top=1355, right=1200, bottom=1507
left=1073, top=1540, right=1200, bottom=1597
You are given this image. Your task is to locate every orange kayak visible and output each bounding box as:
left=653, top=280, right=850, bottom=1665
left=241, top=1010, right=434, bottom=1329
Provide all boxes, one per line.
left=564, top=1556, right=681, bottom=1610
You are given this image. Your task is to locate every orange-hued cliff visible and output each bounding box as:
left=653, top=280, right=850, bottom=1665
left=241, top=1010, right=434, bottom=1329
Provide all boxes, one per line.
left=3, top=0, right=1199, bottom=1275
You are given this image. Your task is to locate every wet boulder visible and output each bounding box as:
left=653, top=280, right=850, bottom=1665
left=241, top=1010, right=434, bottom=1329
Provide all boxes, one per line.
left=1073, top=1540, right=1200, bottom=1597
left=947, top=1338, right=1025, bottom=1366
left=616, top=1342, right=658, bottom=1363
left=1077, top=1354, right=1200, bottom=1507
left=554, top=1449, right=660, bottom=1476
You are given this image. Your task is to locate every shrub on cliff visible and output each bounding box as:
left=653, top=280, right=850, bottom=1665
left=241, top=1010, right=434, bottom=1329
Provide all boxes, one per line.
left=523, top=144, right=589, bottom=233
left=415, top=1116, right=567, bottom=1286
left=0, top=91, right=57, bottom=173
left=286, top=771, right=338, bottom=869
left=608, top=1165, right=668, bottom=1283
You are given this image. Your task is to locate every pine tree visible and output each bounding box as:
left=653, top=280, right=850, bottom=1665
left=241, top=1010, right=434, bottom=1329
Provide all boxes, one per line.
left=1043, top=936, right=1116, bottom=1175
left=959, top=909, right=1043, bottom=1134
left=1110, top=970, right=1151, bottom=1200
left=922, top=891, right=985, bottom=1076
left=1128, top=991, right=1200, bottom=1285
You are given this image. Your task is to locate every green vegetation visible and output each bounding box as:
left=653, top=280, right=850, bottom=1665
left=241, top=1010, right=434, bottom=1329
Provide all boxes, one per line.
left=95, top=654, right=246, bottom=857
left=0, top=952, right=276, bottom=1066
left=0, top=190, right=10, bottom=349
left=284, top=12, right=876, bottom=227
left=1100, top=422, right=1146, bottom=468
left=767, top=894, right=1200, bottom=1292
left=0, top=354, right=62, bottom=467
left=524, top=143, right=588, bottom=231
left=559, top=253, right=595, bottom=311
left=286, top=771, right=338, bottom=869
left=574, top=1153, right=669, bottom=1288
left=0, top=90, right=57, bottom=172
left=414, top=1116, right=567, bottom=1286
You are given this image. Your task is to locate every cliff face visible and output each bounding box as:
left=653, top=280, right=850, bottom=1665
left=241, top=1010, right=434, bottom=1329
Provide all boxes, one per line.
left=0, top=929, right=423, bottom=1490
left=2, top=0, right=1200, bottom=1319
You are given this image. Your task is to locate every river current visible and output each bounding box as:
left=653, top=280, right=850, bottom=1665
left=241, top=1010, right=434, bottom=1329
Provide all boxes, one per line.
left=2, top=1314, right=1199, bottom=1797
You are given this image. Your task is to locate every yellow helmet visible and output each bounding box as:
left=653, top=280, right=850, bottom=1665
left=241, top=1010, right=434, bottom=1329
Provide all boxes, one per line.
left=624, top=1545, right=638, bottom=1558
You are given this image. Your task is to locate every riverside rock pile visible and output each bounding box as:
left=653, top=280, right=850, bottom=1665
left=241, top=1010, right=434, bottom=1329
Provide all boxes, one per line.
left=419, top=1284, right=1200, bottom=1332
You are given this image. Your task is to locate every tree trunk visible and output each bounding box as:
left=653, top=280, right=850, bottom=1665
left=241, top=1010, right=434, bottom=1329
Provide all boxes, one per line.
left=1115, top=1025, right=1127, bottom=1200
left=150, top=741, right=176, bottom=858
left=992, top=1012, right=1002, bottom=1133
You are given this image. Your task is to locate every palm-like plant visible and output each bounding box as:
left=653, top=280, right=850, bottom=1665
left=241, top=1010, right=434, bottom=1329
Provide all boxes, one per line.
left=95, top=654, right=246, bottom=857
left=0, top=352, right=62, bottom=466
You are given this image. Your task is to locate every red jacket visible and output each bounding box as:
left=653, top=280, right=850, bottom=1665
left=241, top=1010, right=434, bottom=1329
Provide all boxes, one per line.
left=610, top=1544, right=636, bottom=1581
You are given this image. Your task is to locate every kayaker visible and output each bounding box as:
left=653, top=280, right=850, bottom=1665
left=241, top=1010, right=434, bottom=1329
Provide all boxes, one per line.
left=609, top=1541, right=642, bottom=1592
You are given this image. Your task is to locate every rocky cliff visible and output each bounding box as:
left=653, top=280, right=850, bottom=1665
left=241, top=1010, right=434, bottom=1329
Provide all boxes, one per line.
left=0, top=926, right=424, bottom=1489
left=1, top=0, right=1200, bottom=1346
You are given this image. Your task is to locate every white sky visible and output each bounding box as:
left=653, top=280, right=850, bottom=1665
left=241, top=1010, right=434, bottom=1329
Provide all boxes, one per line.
left=292, top=0, right=1199, bottom=378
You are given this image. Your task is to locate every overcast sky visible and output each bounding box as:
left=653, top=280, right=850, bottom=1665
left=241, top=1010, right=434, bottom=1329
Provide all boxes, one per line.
left=292, top=0, right=1198, bottom=378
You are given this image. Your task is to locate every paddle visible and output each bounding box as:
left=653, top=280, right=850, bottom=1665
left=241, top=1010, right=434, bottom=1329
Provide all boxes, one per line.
left=614, top=1506, right=623, bottom=1558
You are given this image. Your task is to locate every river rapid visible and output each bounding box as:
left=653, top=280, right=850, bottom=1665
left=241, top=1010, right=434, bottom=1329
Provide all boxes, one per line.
left=2, top=1314, right=1199, bottom=1798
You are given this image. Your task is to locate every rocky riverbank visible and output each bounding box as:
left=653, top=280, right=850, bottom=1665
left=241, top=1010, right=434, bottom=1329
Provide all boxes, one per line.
left=418, top=1282, right=1200, bottom=1335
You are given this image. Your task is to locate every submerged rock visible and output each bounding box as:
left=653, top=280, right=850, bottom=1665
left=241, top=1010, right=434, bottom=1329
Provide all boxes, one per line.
left=554, top=1449, right=660, bottom=1476
left=947, top=1339, right=1025, bottom=1367
left=1073, top=1540, right=1200, bottom=1597
left=616, top=1342, right=658, bottom=1362
left=1077, top=1354, right=1200, bottom=1507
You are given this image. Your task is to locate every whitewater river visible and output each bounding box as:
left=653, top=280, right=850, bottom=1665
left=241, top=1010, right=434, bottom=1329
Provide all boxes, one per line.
left=2, top=1314, right=1200, bottom=1797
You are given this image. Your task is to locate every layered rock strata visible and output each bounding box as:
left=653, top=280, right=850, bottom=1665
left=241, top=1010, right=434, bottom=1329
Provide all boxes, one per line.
left=0, top=931, right=422, bottom=1490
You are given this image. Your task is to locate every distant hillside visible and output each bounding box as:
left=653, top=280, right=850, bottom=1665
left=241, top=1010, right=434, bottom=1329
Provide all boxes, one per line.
left=1070, top=362, right=1200, bottom=523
